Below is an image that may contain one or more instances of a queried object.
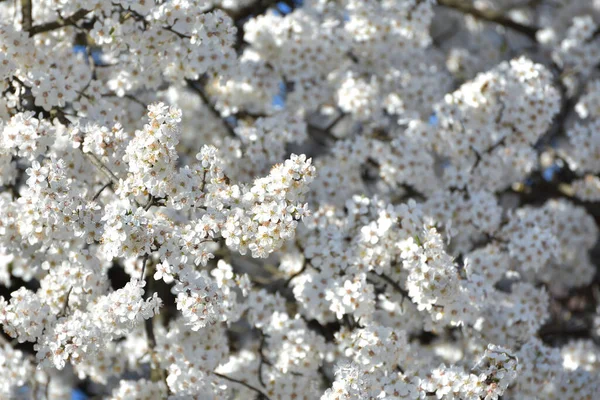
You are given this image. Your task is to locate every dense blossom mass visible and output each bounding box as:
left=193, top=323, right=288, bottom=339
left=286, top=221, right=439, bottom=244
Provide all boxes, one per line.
left=1, top=0, right=600, bottom=399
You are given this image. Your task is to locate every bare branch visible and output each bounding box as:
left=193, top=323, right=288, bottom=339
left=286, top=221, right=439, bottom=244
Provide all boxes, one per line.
left=213, top=371, right=271, bottom=400
left=21, top=0, right=33, bottom=31
left=438, top=0, right=538, bottom=39
left=92, top=182, right=113, bottom=201
left=378, top=272, right=410, bottom=298
left=163, top=25, right=191, bottom=39
left=257, top=330, right=269, bottom=387
left=28, top=9, right=90, bottom=36
left=140, top=254, right=149, bottom=281
left=57, top=287, right=73, bottom=318
left=307, top=113, right=345, bottom=145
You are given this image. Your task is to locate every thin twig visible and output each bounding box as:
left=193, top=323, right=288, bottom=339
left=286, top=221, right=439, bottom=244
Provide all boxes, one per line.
left=144, top=194, right=154, bottom=211
left=140, top=259, right=168, bottom=391
left=81, top=150, right=144, bottom=205
left=140, top=254, right=149, bottom=281
left=83, top=151, right=120, bottom=184
left=438, top=0, right=538, bottom=39
left=378, top=272, right=410, bottom=298
left=284, top=262, right=307, bottom=287
left=257, top=331, right=269, bottom=387
left=163, top=25, right=191, bottom=39
left=102, top=93, right=148, bottom=108
left=57, top=287, right=73, bottom=318
left=213, top=372, right=271, bottom=400
left=92, top=181, right=113, bottom=201
left=143, top=195, right=167, bottom=211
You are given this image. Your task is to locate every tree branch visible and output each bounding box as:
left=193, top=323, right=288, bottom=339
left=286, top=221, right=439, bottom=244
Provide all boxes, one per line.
left=307, top=113, right=345, bottom=145
left=213, top=371, right=271, bottom=400
left=378, top=272, right=410, bottom=298
left=21, top=0, right=33, bottom=31
left=28, top=9, right=90, bottom=36
left=57, top=286, right=73, bottom=318
left=92, top=181, right=113, bottom=201
left=438, top=0, right=538, bottom=39
left=257, top=330, right=269, bottom=387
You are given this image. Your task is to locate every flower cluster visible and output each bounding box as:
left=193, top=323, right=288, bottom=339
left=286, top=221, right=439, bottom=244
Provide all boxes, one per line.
left=123, top=102, right=182, bottom=198
left=434, top=56, right=560, bottom=192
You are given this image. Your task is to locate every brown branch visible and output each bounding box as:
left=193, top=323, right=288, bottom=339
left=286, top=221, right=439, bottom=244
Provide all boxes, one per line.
left=438, top=0, right=538, bottom=39
left=21, top=0, right=33, bottom=31
left=213, top=371, right=271, bottom=399
left=307, top=114, right=344, bottom=145
left=378, top=272, right=410, bottom=298
left=163, top=25, right=191, bottom=39
left=92, top=181, right=113, bottom=201
left=257, top=330, right=269, bottom=387
left=144, top=311, right=156, bottom=348
left=140, top=258, right=169, bottom=392
left=143, top=194, right=168, bottom=211
left=140, top=254, right=149, bottom=281
left=28, top=9, right=90, bottom=36
left=284, top=262, right=307, bottom=287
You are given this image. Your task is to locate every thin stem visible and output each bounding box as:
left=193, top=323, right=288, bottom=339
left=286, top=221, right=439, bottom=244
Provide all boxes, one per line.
left=143, top=195, right=167, bottom=211
left=144, top=194, right=154, bottom=211
left=76, top=125, right=144, bottom=208
left=257, top=331, right=269, bottom=387
left=113, top=2, right=148, bottom=28
left=378, top=272, right=410, bottom=298
left=213, top=372, right=271, bottom=400
left=57, top=286, right=73, bottom=318
left=92, top=181, right=113, bottom=201
left=284, top=262, right=307, bottom=287
left=102, top=93, right=148, bottom=108
left=163, top=25, right=191, bottom=39
left=140, top=260, right=168, bottom=391
left=83, top=151, right=120, bottom=184
left=140, top=254, right=149, bottom=281
left=144, top=312, right=157, bottom=348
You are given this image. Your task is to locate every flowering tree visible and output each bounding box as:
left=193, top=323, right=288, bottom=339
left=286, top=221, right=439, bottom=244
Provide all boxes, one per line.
left=1, top=0, right=600, bottom=398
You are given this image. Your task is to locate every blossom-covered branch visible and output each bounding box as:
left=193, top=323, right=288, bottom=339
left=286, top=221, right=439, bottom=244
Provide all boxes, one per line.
left=1, top=0, right=600, bottom=399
